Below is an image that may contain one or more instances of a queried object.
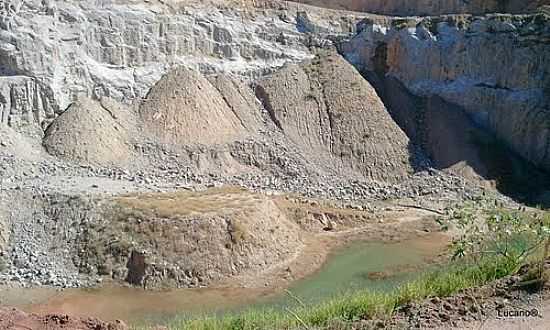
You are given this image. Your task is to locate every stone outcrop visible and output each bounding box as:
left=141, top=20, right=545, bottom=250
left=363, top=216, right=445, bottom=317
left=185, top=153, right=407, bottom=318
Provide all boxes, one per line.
left=293, top=0, right=550, bottom=15
left=341, top=13, right=550, bottom=172
left=256, top=52, right=414, bottom=182
left=0, top=77, right=55, bottom=132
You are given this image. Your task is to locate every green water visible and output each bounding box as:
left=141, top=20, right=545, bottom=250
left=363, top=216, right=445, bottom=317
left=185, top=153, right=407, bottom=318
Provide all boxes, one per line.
left=281, top=241, right=427, bottom=304
left=251, top=239, right=435, bottom=312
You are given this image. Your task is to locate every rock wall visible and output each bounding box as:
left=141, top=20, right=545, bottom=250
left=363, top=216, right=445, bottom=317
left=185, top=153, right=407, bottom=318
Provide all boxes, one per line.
left=341, top=13, right=550, bottom=172
left=0, top=77, right=55, bottom=131
left=377, top=76, right=548, bottom=196
left=292, top=0, right=550, bottom=15
left=0, top=0, right=320, bottom=131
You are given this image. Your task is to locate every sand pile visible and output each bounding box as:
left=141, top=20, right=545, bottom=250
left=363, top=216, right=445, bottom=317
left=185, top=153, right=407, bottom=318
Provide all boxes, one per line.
left=139, top=68, right=259, bottom=147
left=256, top=52, right=413, bottom=182
left=43, top=98, right=132, bottom=166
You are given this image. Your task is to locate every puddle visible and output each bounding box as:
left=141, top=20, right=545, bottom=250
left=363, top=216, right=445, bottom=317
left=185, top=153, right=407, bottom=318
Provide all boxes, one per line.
left=3, top=233, right=448, bottom=325
left=271, top=232, right=446, bottom=306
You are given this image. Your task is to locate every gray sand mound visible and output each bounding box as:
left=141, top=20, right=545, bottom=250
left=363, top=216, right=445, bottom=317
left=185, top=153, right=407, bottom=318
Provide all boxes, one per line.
left=43, top=98, right=132, bottom=166
left=139, top=68, right=260, bottom=146
left=256, top=52, right=413, bottom=182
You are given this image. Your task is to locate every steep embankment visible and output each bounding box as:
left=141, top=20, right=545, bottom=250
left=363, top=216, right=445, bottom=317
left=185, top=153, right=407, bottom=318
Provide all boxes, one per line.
left=0, top=187, right=306, bottom=289
left=82, top=188, right=305, bottom=289
left=340, top=14, right=550, bottom=185
left=256, top=52, right=415, bottom=183
left=292, top=0, right=550, bottom=15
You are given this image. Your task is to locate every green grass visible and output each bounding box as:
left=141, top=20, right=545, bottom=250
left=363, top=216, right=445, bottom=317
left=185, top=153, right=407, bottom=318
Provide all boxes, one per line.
left=148, top=256, right=519, bottom=330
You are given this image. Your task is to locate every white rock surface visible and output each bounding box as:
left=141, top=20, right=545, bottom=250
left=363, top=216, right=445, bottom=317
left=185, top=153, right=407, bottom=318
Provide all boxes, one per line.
left=341, top=14, right=550, bottom=171
left=0, top=0, right=326, bottom=130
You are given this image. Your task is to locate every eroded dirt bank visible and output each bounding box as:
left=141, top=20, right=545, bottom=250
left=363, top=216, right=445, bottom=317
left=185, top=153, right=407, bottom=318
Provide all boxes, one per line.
left=0, top=307, right=129, bottom=330
left=0, top=186, right=448, bottom=292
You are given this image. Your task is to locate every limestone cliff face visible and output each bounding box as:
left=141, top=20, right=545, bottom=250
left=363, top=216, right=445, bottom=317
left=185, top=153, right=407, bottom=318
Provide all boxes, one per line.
left=294, top=0, right=550, bottom=15
left=0, top=0, right=324, bottom=131
left=341, top=13, right=550, bottom=172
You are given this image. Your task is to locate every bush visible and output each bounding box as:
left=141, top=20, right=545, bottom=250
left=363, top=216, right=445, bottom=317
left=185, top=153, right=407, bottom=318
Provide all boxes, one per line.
left=451, top=206, right=550, bottom=286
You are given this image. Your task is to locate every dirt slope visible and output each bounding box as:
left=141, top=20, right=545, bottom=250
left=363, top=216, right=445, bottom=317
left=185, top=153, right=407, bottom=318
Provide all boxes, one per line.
left=256, top=51, right=414, bottom=183
left=75, top=187, right=304, bottom=289
left=0, top=307, right=128, bottom=330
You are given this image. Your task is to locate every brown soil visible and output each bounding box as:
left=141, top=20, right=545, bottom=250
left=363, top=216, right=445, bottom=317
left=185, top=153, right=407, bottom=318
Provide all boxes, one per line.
left=76, top=187, right=305, bottom=289
left=0, top=307, right=128, bottom=330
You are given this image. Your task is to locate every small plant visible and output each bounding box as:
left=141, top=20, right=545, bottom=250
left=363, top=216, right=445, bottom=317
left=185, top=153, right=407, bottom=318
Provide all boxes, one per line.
left=452, top=205, right=550, bottom=287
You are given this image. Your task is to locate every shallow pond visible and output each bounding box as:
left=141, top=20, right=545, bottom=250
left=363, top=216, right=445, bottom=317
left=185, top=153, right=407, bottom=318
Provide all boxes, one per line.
left=5, top=233, right=448, bottom=325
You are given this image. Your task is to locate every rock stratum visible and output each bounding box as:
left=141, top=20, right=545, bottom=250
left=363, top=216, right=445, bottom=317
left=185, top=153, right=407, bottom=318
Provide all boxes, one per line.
left=294, top=0, right=550, bottom=16
left=0, top=0, right=315, bottom=131
left=341, top=13, right=550, bottom=175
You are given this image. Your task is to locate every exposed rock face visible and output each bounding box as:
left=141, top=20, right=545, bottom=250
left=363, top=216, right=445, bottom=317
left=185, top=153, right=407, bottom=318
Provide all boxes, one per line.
left=43, top=97, right=133, bottom=166
left=293, top=0, right=550, bottom=15
left=0, top=0, right=316, bottom=131
left=0, top=77, right=55, bottom=131
left=341, top=13, right=550, bottom=172
left=256, top=52, right=414, bottom=182
left=377, top=77, right=547, bottom=195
